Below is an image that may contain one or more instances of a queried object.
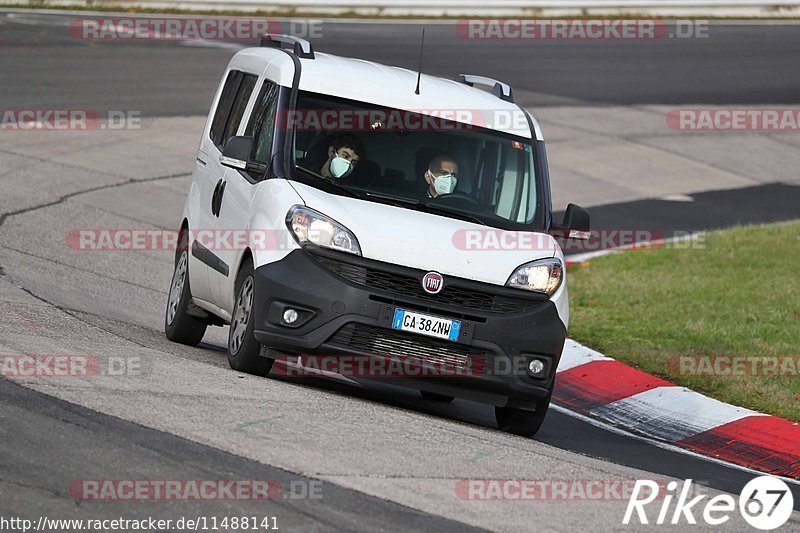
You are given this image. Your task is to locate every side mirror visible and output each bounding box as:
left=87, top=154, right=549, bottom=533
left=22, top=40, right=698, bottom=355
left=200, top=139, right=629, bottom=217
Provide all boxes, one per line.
left=219, top=136, right=254, bottom=170
left=560, top=203, right=591, bottom=240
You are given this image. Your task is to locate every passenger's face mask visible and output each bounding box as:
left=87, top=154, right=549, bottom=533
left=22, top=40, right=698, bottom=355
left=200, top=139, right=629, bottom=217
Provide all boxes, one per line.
left=329, top=156, right=353, bottom=178
left=429, top=171, right=457, bottom=195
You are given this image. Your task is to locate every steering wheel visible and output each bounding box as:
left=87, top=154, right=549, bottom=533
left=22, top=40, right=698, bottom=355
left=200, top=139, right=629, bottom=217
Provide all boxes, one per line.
left=430, top=192, right=482, bottom=207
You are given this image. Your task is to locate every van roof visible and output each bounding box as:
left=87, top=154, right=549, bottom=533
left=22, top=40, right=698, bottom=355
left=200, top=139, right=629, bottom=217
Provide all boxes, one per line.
left=231, top=47, right=540, bottom=140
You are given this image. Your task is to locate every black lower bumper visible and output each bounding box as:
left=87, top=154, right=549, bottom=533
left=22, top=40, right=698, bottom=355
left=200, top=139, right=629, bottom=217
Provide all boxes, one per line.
left=253, top=247, right=567, bottom=408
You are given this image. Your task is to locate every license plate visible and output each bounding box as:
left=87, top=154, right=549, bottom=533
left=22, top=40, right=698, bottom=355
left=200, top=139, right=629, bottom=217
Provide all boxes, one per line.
left=391, top=308, right=461, bottom=341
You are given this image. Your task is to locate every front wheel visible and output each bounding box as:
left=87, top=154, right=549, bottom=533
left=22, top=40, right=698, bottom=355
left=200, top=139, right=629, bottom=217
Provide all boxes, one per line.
left=227, top=260, right=273, bottom=376
left=165, top=248, right=207, bottom=346
left=495, top=394, right=551, bottom=437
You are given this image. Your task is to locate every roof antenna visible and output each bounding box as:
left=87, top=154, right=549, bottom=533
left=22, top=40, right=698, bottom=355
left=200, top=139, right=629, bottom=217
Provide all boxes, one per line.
left=414, top=28, right=425, bottom=95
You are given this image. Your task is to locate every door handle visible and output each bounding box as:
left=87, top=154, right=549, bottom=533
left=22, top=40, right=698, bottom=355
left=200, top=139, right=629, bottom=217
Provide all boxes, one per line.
left=211, top=179, right=223, bottom=216
left=216, top=181, right=227, bottom=217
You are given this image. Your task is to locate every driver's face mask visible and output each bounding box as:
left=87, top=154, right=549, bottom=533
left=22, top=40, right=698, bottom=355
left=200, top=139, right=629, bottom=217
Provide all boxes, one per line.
left=330, top=156, right=353, bottom=178
left=428, top=170, right=457, bottom=195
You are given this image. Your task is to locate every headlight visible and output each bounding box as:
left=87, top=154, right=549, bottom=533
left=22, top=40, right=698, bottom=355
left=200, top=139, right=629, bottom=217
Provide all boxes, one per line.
left=506, top=258, right=563, bottom=296
left=286, top=206, right=361, bottom=256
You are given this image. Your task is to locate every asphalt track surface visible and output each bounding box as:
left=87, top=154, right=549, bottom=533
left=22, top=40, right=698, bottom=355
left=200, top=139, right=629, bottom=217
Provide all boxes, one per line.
left=2, top=12, right=800, bottom=114
left=1, top=10, right=800, bottom=531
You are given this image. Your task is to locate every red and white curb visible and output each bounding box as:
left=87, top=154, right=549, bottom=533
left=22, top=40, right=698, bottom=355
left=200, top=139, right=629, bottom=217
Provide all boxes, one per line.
left=555, top=339, right=800, bottom=479
left=563, top=232, right=703, bottom=267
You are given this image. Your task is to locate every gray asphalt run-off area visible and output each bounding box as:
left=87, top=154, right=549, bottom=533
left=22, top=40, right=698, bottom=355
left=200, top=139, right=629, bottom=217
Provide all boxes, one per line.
left=1, top=10, right=800, bottom=532
left=1, top=108, right=799, bottom=530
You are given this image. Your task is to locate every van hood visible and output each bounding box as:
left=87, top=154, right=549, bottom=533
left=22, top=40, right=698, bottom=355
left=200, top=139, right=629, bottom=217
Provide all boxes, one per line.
left=288, top=181, right=557, bottom=287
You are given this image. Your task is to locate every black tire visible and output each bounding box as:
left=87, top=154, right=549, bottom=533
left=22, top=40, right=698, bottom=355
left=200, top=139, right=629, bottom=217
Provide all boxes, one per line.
left=420, top=391, right=455, bottom=403
left=495, top=394, right=551, bottom=437
left=164, top=238, right=207, bottom=346
left=227, top=259, right=273, bottom=376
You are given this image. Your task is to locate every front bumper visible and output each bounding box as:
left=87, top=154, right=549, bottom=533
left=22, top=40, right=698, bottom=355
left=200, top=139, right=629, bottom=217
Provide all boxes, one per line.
left=253, top=247, right=567, bottom=408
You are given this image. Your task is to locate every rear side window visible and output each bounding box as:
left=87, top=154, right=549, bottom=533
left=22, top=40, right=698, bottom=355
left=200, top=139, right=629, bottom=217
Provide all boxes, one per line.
left=209, top=71, right=240, bottom=147
left=246, top=81, right=280, bottom=163
left=222, top=75, right=257, bottom=146
left=209, top=70, right=257, bottom=149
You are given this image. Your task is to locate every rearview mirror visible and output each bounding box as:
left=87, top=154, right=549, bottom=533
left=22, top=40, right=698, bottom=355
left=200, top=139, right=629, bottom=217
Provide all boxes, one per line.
left=558, top=203, right=591, bottom=240
left=219, top=136, right=254, bottom=170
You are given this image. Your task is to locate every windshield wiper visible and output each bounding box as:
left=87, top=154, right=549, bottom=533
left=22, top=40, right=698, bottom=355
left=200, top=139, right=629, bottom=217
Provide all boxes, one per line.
left=363, top=191, right=416, bottom=209
left=365, top=192, right=487, bottom=226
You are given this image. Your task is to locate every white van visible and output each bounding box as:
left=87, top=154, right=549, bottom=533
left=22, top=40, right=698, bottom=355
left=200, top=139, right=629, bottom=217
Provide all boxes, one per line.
left=165, top=35, right=590, bottom=436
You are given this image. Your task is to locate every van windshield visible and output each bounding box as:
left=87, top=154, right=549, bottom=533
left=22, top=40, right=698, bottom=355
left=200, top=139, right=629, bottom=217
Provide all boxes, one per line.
left=289, top=91, right=543, bottom=229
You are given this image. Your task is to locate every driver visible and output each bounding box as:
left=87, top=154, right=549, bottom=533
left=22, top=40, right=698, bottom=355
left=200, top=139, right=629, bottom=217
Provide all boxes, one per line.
left=423, top=153, right=459, bottom=198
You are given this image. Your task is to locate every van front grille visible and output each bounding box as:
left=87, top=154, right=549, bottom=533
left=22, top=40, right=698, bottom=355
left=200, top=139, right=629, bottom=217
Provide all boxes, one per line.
left=310, top=252, right=539, bottom=314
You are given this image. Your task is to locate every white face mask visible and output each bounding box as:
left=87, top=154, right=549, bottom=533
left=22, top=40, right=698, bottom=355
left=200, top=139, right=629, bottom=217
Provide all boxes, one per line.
left=329, top=156, right=353, bottom=178
left=430, top=171, right=457, bottom=196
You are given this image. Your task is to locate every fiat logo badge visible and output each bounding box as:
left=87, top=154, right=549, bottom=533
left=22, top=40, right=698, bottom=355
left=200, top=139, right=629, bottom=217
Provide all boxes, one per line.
left=422, top=272, right=444, bottom=294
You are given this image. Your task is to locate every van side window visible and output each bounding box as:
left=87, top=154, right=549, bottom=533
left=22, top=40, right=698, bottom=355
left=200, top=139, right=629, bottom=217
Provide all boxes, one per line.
left=209, top=71, right=240, bottom=147
left=222, top=74, right=257, bottom=146
left=246, top=81, right=280, bottom=163
left=209, top=70, right=257, bottom=150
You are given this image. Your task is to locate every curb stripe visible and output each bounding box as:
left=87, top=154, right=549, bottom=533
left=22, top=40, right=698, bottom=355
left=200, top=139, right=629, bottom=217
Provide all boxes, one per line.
left=557, top=339, right=613, bottom=372
left=589, top=386, right=759, bottom=442
left=556, top=339, right=800, bottom=478
left=554, top=360, right=672, bottom=412
left=677, top=416, right=800, bottom=478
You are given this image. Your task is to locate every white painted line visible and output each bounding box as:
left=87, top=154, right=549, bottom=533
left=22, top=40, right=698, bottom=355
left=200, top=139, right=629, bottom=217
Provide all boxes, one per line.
left=659, top=193, right=695, bottom=202
left=557, top=338, right=613, bottom=372
left=5, top=12, right=69, bottom=26
left=590, top=386, right=764, bottom=442
left=566, top=231, right=704, bottom=265
left=550, top=403, right=800, bottom=487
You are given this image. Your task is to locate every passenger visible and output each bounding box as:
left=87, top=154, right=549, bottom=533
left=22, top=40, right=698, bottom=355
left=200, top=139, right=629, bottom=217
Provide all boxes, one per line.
left=319, top=133, right=364, bottom=179
left=422, top=153, right=459, bottom=198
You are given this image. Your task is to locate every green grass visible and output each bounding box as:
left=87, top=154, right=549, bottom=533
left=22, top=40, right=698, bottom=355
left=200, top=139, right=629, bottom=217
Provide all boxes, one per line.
left=567, top=221, right=800, bottom=422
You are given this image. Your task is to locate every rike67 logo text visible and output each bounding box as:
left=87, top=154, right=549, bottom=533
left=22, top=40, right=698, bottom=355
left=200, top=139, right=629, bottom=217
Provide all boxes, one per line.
left=624, top=477, right=794, bottom=530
